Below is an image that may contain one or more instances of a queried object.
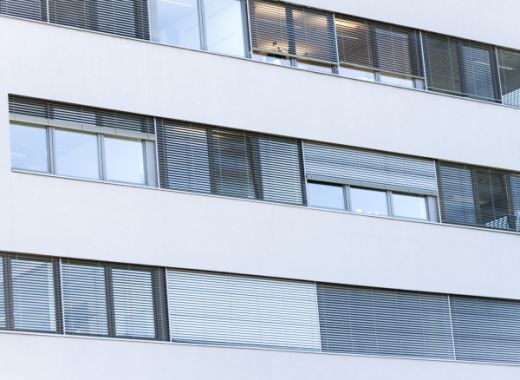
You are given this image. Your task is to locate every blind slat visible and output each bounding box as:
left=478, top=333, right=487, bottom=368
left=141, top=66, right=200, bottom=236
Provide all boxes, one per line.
left=0, top=0, right=47, bottom=21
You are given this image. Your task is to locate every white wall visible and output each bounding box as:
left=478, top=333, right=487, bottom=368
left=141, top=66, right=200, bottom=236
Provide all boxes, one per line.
left=1, top=333, right=519, bottom=380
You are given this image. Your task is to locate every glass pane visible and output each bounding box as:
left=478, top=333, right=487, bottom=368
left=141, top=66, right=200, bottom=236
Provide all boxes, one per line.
left=12, top=258, right=56, bottom=332
left=112, top=268, right=156, bottom=339
left=54, top=130, right=100, bottom=180
left=307, top=183, right=345, bottom=210
left=204, top=0, right=245, bottom=56
left=252, top=52, right=292, bottom=67
left=511, top=176, right=520, bottom=232
left=296, top=60, right=333, bottom=74
left=350, top=187, right=388, bottom=216
left=438, top=164, right=476, bottom=225
left=104, top=137, right=145, bottom=184
left=150, top=0, right=201, bottom=49
left=10, top=124, right=49, bottom=172
left=339, top=66, right=375, bottom=81
left=62, top=263, right=108, bottom=336
left=2, top=0, right=46, bottom=21
left=475, top=170, right=511, bottom=230
left=461, top=44, right=496, bottom=101
left=392, top=193, right=428, bottom=220
left=380, top=73, right=415, bottom=88
left=497, top=48, right=520, bottom=107
left=0, top=257, right=5, bottom=329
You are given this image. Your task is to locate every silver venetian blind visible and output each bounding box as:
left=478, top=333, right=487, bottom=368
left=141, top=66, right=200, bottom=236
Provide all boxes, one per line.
left=112, top=268, right=156, bottom=339
left=62, top=262, right=108, bottom=336
left=497, top=48, right=520, bottom=107
left=9, top=95, right=155, bottom=134
left=248, top=0, right=337, bottom=64
left=0, top=257, right=5, bottom=329
left=317, top=284, right=455, bottom=360
left=11, top=257, right=57, bottom=332
left=0, top=0, right=47, bottom=20
left=48, top=0, right=149, bottom=39
left=451, top=295, right=520, bottom=363
left=167, top=270, right=322, bottom=350
left=303, top=142, right=438, bottom=194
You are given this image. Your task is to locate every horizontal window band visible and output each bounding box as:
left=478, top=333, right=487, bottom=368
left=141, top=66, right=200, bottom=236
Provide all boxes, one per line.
left=306, top=174, right=438, bottom=196
left=9, top=114, right=156, bottom=141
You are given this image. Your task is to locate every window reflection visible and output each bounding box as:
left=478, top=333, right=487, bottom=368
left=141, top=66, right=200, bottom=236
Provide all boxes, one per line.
left=339, top=66, right=375, bottom=81
left=307, top=182, right=345, bottom=210
left=350, top=187, right=389, bottom=216
left=104, top=137, right=145, bottom=184
left=10, top=124, right=49, bottom=172
left=55, top=130, right=100, bottom=180
left=204, top=0, right=245, bottom=56
left=380, top=73, right=415, bottom=88
left=392, top=193, right=428, bottom=220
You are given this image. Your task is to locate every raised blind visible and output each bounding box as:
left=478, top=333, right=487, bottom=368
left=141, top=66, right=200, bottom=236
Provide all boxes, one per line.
left=9, top=95, right=154, bottom=134
left=248, top=0, right=337, bottom=64
left=303, top=142, right=438, bottom=195
left=157, top=119, right=304, bottom=205
left=0, top=257, right=5, bottom=329
left=497, top=48, right=520, bottom=107
left=317, top=284, right=455, bottom=360
left=437, top=162, right=519, bottom=232
left=451, top=295, right=520, bottom=363
left=167, top=270, right=322, bottom=350
left=335, top=15, right=422, bottom=77
left=422, top=33, right=499, bottom=101
left=0, top=0, right=47, bottom=20
left=11, top=257, right=57, bottom=333
left=62, top=261, right=108, bottom=336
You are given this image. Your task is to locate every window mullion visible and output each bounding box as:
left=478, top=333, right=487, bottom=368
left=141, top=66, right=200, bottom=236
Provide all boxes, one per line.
left=197, top=0, right=207, bottom=50
left=98, top=134, right=106, bottom=181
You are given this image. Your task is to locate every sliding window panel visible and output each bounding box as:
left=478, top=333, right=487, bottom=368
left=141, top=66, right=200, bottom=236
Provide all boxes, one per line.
left=111, top=268, right=156, bottom=339
left=511, top=175, right=520, bottom=231
left=0, top=257, right=5, bottom=329
left=249, top=0, right=336, bottom=64
left=437, top=163, right=477, bottom=226
left=10, top=124, right=49, bottom=173
left=48, top=0, right=149, bottom=39
left=474, top=169, right=513, bottom=230
left=156, top=120, right=212, bottom=193
left=451, top=296, right=520, bottom=363
left=54, top=130, right=100, bottom=180
left=460, top=42, right=498, bottom=101
left=0, top=0, right=47, bottom=21
left=204, top=0, right=246, bottom=56
left=167, top=270, right=322, bottom=350
left=497, top=48, right=520, bottom=107
left=150, top=0, right=201, bottom=49
left=335, top=17, right=372, bottom=68
left=62, top=262, right=108, bottom=336
left=317, top=284, right=454, bottom=360
left=303, top=142, right=438, bottom=195
left=11, top=258, right=57, bottom=333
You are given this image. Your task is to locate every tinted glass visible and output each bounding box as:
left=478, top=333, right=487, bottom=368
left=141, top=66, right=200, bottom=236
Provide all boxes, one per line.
left=392, top=193, right=428, bottom=220
left=204, top=0, right=245, bottom=56
left=307, top=183, right=345, bottom=210
left=10, top=124, right=49, bottom=172
left=11, top=258, right=56, bottom=332
left=112, top=268, right=156, bottom=338
left=150, top=0, right=201, bottom=49
left=62, top=263, right=108, bottom=336
left=350, top=187, right=388, bottom=216
left=104, top=137, right=145, bottom=184
left=54, top=130, right=99, bottom=180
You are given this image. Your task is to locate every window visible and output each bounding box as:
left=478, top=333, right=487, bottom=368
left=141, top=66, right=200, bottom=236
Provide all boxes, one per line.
left=335, top=16, right=424, bottom=89
left=350, top=187, right=389, bottom=216
left=423, top=33, right=499, bottom=101
left=438, top=162, right=519, bottom=232
left=11, top=258, right=57, bottom=333
left=0, top=257, right=5, bottom=329
left=150, top=0, right=247, bottom=56
left=249, top=0, right=336, bottom=71
left=9, top=97, right=155, bottom=186
left=392, top=193, right=428, bottom=220
left=307, top=182, right=345, bottom=210
left=10, top=124, right=49, bottom=172
left=112, top=268, right=156, bottom=339
left=62, top=262, right=108, bottom=336
left=0, top=0, right=47, bottom=21
left=497, top=48, right=520, bottom=107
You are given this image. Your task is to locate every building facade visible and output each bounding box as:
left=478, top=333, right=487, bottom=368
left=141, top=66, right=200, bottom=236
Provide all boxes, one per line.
left=1, top=0, right=520, bottom=379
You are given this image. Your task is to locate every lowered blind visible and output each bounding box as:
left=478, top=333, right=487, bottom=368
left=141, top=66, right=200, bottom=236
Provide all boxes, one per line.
left=335, top=16, right=422, bottom=77
left=317, top=284, right=455, bottom=360
left=157, top=119, right=304, bottom=205
left=167, top=270, right=322, bottom=350
left=423, top=33, right=499, bottom=101
left=9, top=95, right=154, bottom=134
left=497, top=48, right=520, bottom=107
left=0, top=0, right=47, bottom=21
left=48, top=0, right=149, bottom=39
left=451, top=295, right=520, bottom=363
left=0, top=257, right=5, bottom=329
left=303, top=142, right=438, bottom=195
left=62, top=262, right=108, bottom=336
left=249, top=0, right=337, bottom=64
left=438, top=162, right=519, bottom=232
left=11, top=257, right=57, bottom=333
